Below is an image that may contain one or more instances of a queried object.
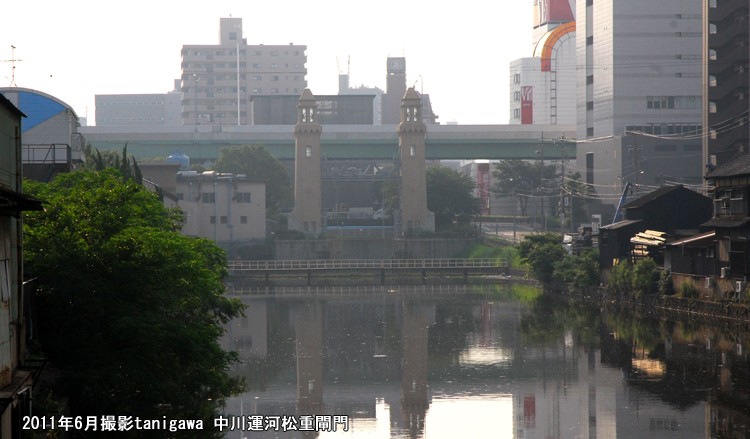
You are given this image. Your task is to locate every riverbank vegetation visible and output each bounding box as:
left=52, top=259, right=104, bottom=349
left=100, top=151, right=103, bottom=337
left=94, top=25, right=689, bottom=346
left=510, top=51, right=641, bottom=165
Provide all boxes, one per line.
left=24, top=170, right=245, bottom=438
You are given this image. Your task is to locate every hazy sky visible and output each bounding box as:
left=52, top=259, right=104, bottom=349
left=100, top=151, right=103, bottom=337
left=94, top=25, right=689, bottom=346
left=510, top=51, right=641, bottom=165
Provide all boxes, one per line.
left=3, top=1, right=532, bottom=125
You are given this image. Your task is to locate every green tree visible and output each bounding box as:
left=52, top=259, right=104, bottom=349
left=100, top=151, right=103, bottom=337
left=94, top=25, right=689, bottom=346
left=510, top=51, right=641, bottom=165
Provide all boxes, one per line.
left=211, top=144, right=292, bottom=212
left=492, top=160, right=557, bottom=215
left=426, top=166, right=482, bottom=230
left=81, top=143, right=142, bottom=184
left=553, top=248, right=600, bottom=289
left=518, top=233, right=566, bottom=283
left=24, top=170, right=245, bottom=438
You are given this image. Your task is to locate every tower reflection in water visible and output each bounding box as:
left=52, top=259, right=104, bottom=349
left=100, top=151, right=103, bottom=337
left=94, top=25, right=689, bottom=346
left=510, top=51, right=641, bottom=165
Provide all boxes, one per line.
left=220, top=288, right=750, bottom=439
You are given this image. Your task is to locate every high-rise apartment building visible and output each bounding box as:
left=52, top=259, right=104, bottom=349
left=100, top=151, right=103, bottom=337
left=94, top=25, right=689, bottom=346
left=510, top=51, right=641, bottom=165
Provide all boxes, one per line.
left=180, top=18, right=307, bottom=126
left=703, top=0, right=750, bottom=168
left=575, top=0, right=704, bottom=202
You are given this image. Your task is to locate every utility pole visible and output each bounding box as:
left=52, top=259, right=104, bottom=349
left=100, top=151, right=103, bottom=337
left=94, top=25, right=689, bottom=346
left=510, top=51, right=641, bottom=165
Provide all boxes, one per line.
left=560, top=138, right=566, bottom=233
left=537, top=147, right=545, bottom=231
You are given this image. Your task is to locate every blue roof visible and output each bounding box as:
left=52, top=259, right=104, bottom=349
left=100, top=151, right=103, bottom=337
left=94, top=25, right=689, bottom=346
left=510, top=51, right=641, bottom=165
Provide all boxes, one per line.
left=16, top=91, right=66, bottom=132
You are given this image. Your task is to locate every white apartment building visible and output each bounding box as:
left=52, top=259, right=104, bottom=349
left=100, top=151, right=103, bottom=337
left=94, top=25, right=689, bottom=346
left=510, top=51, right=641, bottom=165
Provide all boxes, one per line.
left=180, top=17, right=307, bottom=126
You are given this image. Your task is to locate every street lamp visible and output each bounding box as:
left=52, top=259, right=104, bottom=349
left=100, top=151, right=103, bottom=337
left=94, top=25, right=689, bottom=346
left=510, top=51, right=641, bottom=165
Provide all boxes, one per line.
left=193, top=74, right=200, bottom=132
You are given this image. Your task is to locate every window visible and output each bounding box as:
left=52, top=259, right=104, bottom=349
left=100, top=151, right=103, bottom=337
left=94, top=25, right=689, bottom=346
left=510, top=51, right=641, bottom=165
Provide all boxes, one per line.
left=586, top=127, right=594, bottom=137
left=306, top=146, right=312, bottom=157
left=709, top=23, right=717, bottom=34
left=710, top=102, right=717, bottom=113
left=709, top=50, right=717, bottom=60
left=220, top=216, right=228, bottom=224
left=229, top=32, right=237, bottom=40
left=586, top=0, right=593, bottom=5
left=236, top=193, right=252, bottom=203
left=271, top=76, right=279, bottom=81
left=270, top=63, right=279, bottom=69
left=586, top=36, right=593, bottom=46
left=294, top=75, right=300, bottom=81
left=202, top=193, right=216, bottom=203
left=210, top=216, right=216, bottom=224
left=294, top=63, right=300, bottom=68
left=654, top=144, right=676, bottom=152
left=270, top=51, right=279, bottom=56
left=240, top=216, right=248, bottom=224
left=252, top=50, right=262, bottom=56
left=303, top=221, right=309, bottom=231
left=253, top=75, right=262, bottom=81
left=253, top=88, right=262, bottom=93
left=586, top=75, right=594, bottom=85
left=513, top=74, right=521, bottom=84
left=514, top=109, right=520, bottom=118
left=271, top=88, right=279, bottom=93
left=410, top=146, right=416, bottom=156
left=586, top=101, right=594, bottom=111
left=514, top=91, right=520, bottom=101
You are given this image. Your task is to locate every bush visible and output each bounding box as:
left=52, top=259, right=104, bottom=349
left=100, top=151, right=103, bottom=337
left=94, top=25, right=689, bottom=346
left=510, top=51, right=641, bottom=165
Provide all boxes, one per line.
left=633, top=258, right=660, bottom=298
left=680, top=280, right=699, bottom=299
left=608, top=261, right=633, bottom=294
left=553, top=248, right=600, bottom=289
left=657, top=270, right=673, bottom=295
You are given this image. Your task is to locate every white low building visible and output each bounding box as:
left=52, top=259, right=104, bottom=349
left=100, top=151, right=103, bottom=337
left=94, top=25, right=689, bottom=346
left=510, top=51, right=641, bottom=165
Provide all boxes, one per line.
left=175, top=171, right=266, bottom=242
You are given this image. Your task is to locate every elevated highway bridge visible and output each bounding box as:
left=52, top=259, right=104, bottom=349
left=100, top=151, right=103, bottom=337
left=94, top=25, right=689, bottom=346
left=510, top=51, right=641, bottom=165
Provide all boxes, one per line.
left=80, top=124, right=576, bottom=161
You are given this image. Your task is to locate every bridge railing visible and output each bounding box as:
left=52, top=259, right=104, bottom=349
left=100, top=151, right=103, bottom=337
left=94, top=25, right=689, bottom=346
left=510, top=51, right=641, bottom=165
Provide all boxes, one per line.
left=227, top=258, right=507, bottom=271
left=225, top=284, right=506, bottom=297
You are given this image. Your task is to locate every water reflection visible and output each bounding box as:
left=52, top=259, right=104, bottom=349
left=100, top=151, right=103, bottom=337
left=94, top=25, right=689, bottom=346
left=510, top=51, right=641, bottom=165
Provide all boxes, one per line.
left=221, top=286, right=750, bottom=438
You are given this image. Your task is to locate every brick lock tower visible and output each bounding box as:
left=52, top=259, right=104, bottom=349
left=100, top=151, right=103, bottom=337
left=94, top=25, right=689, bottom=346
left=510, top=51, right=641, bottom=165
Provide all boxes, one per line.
left=398, top=87, right=434, bottom=233
left=289, top=89, right=322, bottom=234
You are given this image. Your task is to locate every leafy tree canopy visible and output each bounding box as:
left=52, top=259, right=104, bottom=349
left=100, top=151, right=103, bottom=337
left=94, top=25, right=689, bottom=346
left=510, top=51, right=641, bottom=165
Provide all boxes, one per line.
left=24, top=170, right=245, bottom=438
left=426, top=166, right=482, bottom=230
left=518, top=232, right=565, bottom=283
left=211, top=144, right=292, bottom=212
left=492, top=159, right=557, bottom=196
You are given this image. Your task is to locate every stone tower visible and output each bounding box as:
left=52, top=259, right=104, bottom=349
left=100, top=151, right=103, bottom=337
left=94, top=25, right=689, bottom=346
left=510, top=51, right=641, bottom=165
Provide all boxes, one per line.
left=289, top=89, right=322, bottom=234
left=398, top=88, right=434, bottom=233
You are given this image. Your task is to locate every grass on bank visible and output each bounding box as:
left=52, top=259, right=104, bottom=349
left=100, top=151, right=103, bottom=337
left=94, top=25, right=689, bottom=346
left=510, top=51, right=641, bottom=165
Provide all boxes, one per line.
left=456, top=243, right=522, bottom=268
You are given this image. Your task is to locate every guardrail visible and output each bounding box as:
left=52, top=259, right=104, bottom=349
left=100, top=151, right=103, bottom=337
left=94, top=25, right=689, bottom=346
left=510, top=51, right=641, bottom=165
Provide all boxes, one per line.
left=228, top=258, right=507, bottom=271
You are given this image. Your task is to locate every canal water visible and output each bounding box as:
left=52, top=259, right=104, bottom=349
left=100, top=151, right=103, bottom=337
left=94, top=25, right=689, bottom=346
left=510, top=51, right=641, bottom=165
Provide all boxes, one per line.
left=220, top=283, right=750, bottom=438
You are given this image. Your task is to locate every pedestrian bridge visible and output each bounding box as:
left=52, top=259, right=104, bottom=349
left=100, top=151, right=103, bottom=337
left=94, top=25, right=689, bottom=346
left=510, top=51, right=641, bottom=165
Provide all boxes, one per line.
left=226, top=258, right=509, bottom=285
left=80, top=124, right=576, bottom=161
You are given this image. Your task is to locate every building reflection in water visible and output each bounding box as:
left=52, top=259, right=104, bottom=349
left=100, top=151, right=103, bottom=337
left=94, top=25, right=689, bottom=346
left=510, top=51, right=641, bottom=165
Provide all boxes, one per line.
left=220, top=288, right=750, bottom=439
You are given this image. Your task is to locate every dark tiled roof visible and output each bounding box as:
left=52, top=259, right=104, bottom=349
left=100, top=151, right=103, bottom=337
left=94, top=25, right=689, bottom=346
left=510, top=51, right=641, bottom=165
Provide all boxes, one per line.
left=701, top=217, right=750, bottom=228
left=705, top=153, right=750, bottom=178
left=666, top=230, right=715, bottom=247
left=600, top=219, right=642, bottom=230
left=622, top=185, right=685, bottom=209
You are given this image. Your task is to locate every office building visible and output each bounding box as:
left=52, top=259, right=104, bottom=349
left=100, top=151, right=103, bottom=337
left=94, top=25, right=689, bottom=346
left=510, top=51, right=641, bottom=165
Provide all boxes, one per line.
left=180, top=17, right=307, bottom=126
left=575, top=0, right=704, bottom=204
left=95, top=82, right=182, bottom=126
left=703, top=0, right=750, bottom=167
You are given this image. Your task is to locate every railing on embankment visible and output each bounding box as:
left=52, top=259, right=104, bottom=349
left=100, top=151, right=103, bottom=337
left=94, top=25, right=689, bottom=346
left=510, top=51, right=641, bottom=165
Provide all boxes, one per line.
left=227, top=258, right=508, bottom=285
left=225, top=283, right=513, bottom=298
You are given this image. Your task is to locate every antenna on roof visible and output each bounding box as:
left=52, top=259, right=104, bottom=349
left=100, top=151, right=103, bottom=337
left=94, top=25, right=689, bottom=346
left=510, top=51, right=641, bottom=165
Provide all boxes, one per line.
left=2, top=45, right=24, bottom=87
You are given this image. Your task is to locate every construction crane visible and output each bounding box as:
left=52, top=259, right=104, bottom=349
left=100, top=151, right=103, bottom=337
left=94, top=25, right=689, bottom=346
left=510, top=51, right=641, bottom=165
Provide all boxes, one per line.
left=612, top=182, right=633, bottom=224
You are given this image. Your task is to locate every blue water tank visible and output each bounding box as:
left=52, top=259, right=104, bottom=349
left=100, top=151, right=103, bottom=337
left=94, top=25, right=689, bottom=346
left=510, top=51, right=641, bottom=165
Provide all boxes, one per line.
left=166, top=149, right=190, bottom=170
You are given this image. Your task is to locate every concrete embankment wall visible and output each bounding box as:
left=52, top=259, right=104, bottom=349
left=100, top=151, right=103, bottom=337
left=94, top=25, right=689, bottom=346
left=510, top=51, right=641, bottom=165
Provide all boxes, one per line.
left=547, top=283, right=750, bottom=323
left=274, top=238, right=474, bottom=260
